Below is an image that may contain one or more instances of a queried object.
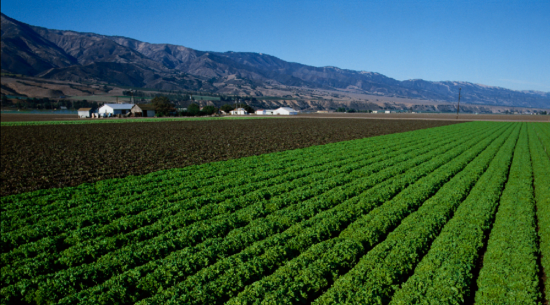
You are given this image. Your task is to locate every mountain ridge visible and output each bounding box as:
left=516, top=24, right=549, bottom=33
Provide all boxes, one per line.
left=2, top=13, right=549, bottom=108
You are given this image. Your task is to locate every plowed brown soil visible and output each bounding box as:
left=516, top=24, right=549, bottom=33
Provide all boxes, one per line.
left=1, top=113, right=76, bottom=122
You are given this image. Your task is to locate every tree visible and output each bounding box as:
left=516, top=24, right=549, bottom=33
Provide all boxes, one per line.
left=221, top=104, right=235, bottom=113
left=188, top=103, right=200, bottom=115
left=202, top=105, right=217, bottom=115
left=152, top=96, right=173, bottom=116
left=242, top=104, right=255, bottom=114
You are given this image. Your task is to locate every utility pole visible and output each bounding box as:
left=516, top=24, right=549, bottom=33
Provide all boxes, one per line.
left=456, top=88, right=461, bottom=119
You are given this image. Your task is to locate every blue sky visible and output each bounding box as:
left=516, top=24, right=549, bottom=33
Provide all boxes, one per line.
left=2, top=0, right=549, bottom=92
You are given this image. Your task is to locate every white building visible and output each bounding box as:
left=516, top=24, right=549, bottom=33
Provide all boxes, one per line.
left=99, top=104, right=135, bottom=116
left=256, top=109, right=277, bottom=115
left=77, top=108, right=94, bottom=118
left=230, top=108, right=248, bottom=115
left=372, top=111, right=378, bottom=114
left=273, top=107, right=298, bottom=115
left=385, top=110, right=391, bottom=114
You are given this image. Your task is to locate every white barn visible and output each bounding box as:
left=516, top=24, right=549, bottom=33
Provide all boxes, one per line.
left=274, top=107, right=298, bottom=115
left=255, top=109, right=277, bottom=115
left=99, top=104, right=135, bottom=116
left=77, top=108, right=94, bottom=118
left=230, top=108, right=248, bottom=115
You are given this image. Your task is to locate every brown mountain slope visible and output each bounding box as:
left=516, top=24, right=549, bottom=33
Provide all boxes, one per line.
left=2, top=13, right=549, bottom=108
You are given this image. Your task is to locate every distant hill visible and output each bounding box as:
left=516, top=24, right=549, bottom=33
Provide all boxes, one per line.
left=2, top=13, right=549, bottom=108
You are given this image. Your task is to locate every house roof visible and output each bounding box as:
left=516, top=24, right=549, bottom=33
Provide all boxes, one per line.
left=78, top=108, right=93, bottom=111
left=101, top=104, right=135, bottom=110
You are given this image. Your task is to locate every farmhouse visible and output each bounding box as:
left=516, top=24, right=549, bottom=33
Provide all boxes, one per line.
left=132, top=104, right=156, bottom=117
left=274, top=107, right=298, bottom=115
left=99, top=104, right=134, bottom=116
left=230, top=108, right=248, bottom=115
left=77, top=108, right=95, bottom=118
left=255, top=109, right=277, bottom=115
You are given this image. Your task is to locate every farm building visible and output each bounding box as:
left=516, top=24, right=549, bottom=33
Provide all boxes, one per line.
left=255, top=109, right=277, bottom=115
left=385, top=110, right=391, bottom=114
left=132, top=104, right=156, bottom=117
left=230, top=108, right=248, bottom=115
left=99, top=104, right=134, bottom=116
left=372, top=111, right=378, bottom=113
left=77, top=108, right=95, bottom=118
left=274, top=107, right=298, bottom=115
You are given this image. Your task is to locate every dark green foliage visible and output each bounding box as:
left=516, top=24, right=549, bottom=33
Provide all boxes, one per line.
left=221, top=104, right=235, bottom=113
left=151, top=96, right=173, bottom=116
left=390, top=123, right=519, bottom=304
left=529, top=123, right=550, bottom=303
left=201, top=105, right=217, bottom=115
left=474, top=124, right=540, bottom=304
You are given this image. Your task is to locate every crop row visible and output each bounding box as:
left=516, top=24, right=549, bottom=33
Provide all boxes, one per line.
left=388, top=122, right=520, bottom=304
left=474, top=125, right=540, bottom=304
left=528, top=124, right=550, bottom=303
left=1, top=123, right=487, bottom=304
left=534, top=123, right=550, bottom=158
left=48, top=123, right=505, bottom=305
left=229, top=121, right=516, bottom=304
left=131, top=123, right=511, bottom=304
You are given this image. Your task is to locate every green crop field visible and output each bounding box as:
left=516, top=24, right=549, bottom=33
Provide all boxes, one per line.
left=1, top=121, right=549, bottom=304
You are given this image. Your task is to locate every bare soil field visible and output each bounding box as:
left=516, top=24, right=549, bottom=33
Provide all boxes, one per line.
left=1, top=113, right=77, bottom=122
left=1, top=118, right=460, bottom=196
left=298, top=113, right=550, bottom=122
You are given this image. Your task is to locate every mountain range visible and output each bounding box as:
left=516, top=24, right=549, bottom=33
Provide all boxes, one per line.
left=2, top=13, right=549, bottom=109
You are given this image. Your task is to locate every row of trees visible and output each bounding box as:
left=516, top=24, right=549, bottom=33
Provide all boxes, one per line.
left=150, top=96, right=255, bottom=117
left=336, top=107, right=374, bottom=113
